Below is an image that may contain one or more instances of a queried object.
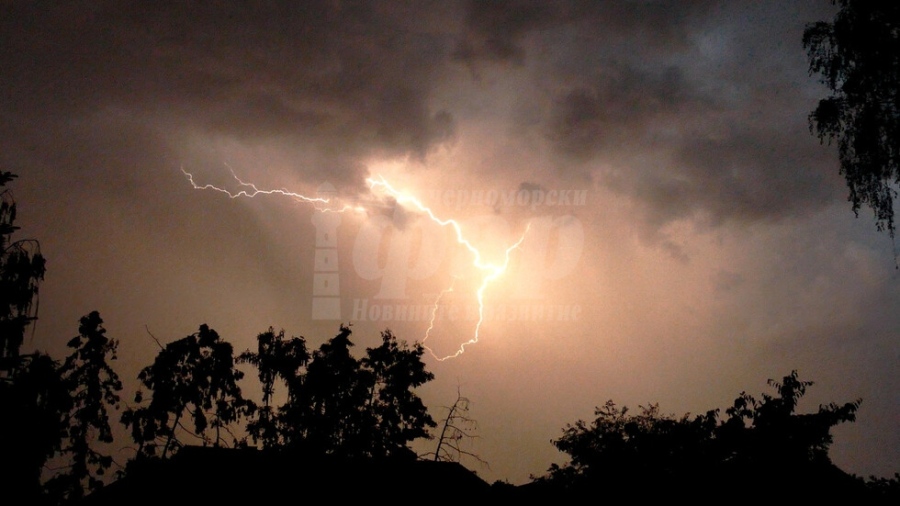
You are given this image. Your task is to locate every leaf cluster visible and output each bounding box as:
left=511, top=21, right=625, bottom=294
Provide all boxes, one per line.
left=0, top=171, right=62, bottom=504
left=238, top=325, right=435, bottom=459
left=804, top=2, right=900, bottom=237
left=544, top=371, right=862, bottom=494
left=0, top=170, right=45, bottom=367
left=122, top=324, right=251, bottom=459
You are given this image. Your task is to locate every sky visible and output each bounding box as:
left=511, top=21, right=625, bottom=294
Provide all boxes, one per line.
left=2, top=0, right=898, bottom=485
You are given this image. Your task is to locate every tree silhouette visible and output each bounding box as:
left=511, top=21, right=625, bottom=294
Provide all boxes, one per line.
left=44, top=312, right=123, bottom=503
left=237, top=327, right=310, bottom=449
left=804, top=2, right=900, bottom=238
left=0, top=171, right=68, bottom=504
left=425, top=387, right=486, bottom=467
left=238, top=325, right=435, bottom=459
left=547, top=401, right=719, bottom=492
left=361, top=330, right=435, bottom=459
left=301, top=324, right=371, bottom=456
left=0, top=171, right=46, bottom=368
left=0, top=352, right=69, bottom=504
left=541, top=371, right=863, bottom=498
left=122, top=324, right=252, bottom=459
left=718, top=371, right=861, bottom=470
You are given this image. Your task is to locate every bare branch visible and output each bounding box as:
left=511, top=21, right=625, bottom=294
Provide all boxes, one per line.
left=143, top=325, right=164, bottom=350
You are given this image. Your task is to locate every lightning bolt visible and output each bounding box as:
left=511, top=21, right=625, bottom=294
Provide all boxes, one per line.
left=366, top=176, right=529, bottom=360
left=182, top=165, right=365, bottom=213
left=182, top=168, right=529, bottom=361
left=423, top=279, right=456, bottom=345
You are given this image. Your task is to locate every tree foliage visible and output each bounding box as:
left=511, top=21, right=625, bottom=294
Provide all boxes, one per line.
left=0, top=171, right=66, bottom=504
left=0, top=170, right=433, bottom=499
left=122, top=322, right=434, bottom=466
left=0, top=171, right=46, bottom=369
left=45, top=311, right=123, bottom=503
left=301, top=324, right=372, bottom=455
left=238, top=325, right=435, bottom=459
left=361, top=330, right=435, bottom=458
left=0, top=352, right=69, bottom=503
left=122, top=324, right=252, bottom=459
left=237, top=327, right=309, bottom=449
left=542, top=371, right=863, bottom=498
left=804, top=2, right=900, bottom=237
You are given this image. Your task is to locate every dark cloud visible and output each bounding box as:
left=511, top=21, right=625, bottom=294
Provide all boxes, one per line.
left=546, top=64, right=701, bottom=161
left=1, top=0, right=457, bottom=189
left=549, top=97, right=840, bottom=232
left=453, top=0, right=714, bottom=65
left=665, top=127, right=838, bottom=225
left=453, top=0, right=563, bottom=64
left=522, top=1, right=845, bottom=233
